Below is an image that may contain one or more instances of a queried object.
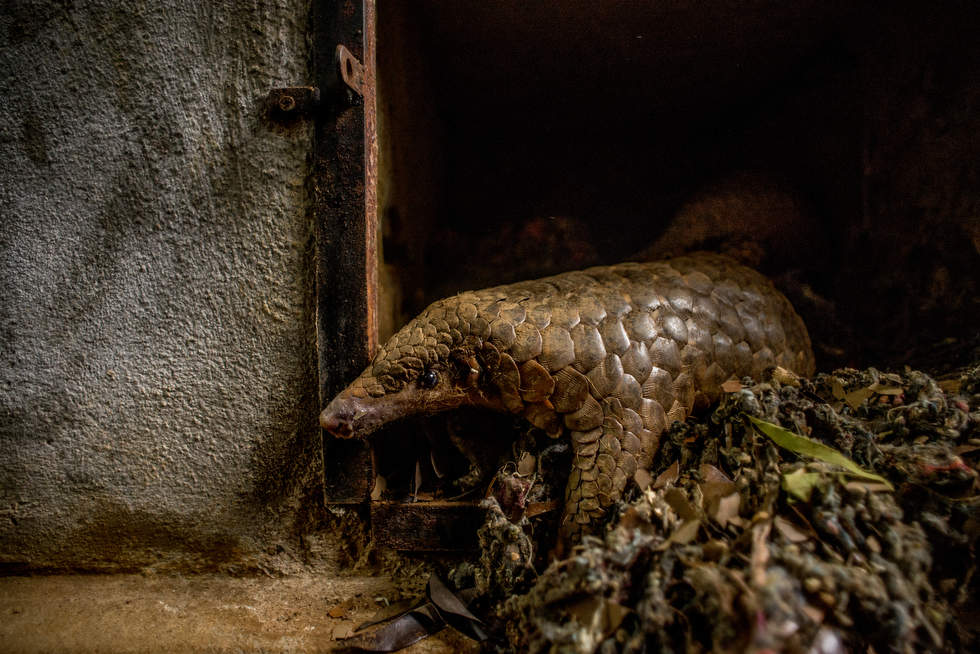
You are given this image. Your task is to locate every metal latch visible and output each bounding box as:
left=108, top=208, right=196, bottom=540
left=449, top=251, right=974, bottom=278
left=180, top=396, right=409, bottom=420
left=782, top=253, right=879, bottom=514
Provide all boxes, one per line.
left=335, top=45, right=364, bottom=98
left=265, top=45, right=363, bottom=123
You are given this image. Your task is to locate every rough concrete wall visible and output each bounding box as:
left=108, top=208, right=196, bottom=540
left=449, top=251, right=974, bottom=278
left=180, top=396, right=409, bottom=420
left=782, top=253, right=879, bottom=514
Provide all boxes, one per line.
left=0, top=0, right=324, bottom=572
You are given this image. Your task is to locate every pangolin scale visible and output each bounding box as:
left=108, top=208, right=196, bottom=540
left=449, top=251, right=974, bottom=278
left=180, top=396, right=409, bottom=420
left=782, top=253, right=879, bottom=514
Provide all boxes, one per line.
left=321, top=253, right=814, bottom=536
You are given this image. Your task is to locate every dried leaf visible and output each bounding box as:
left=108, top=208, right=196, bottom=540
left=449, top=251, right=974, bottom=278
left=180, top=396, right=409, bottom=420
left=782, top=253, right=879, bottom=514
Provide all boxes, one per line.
left=843, top=386, right=874, bottom=410
left=748, top=415, right=893, bottom=490
left=774, top=515, right=810, bottom=543
left=771, top=366, right=802, bottom=387
left=525, top=500, right=559, bottom=518
left=634, top=468, right=652, bottom=490
left=343, top=585, right=483, bottom=652
left=652, top=461, right=680, bottom=489
left=701, top=478, right=738, bottom=501
left=370, top=475, right=387, bottom=501
left=699, top=463, right=733, bottom=485
left=354, top=599, right=418, bottom=632
left=427, top=576, right=487, bottom=642
left=664, top=487, right=699, bottom=521
left=517, top=452, right=536, bottom=476
left=880, top=372, right=903, bottom=385
left=340, top=604, right=439, bottom=651
left=721, top=379, right=743, bottom=393
left=699, top=464, right=737, bottom=507
left=830, top=377, right=845, bottom=400
left=566, top=597, right=632, bottom=638
left=710, top=491, right=741, bottom=527
left=869, top=383, right=903, bottom=396
left=604, top=601, right=632, bottom=634
left=669, top=518, right=701, bottom=545
left=427, top=575, right=481, bottom=624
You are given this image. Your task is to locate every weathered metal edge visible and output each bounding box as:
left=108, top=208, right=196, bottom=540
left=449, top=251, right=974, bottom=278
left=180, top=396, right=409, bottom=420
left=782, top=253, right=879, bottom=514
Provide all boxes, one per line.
left=315, top=0, right=377, bottom=503
left=315, top=3, right=483, bottom=552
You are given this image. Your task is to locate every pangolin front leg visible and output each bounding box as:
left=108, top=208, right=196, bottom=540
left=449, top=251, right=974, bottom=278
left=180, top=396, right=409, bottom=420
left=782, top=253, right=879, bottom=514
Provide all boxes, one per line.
left=320, top=253, right=814, bottom=538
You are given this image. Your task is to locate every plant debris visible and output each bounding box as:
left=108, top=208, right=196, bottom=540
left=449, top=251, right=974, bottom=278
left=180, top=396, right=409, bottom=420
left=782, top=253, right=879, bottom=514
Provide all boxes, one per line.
left=367, top=363, right=979, bottom=652
left=452, top=363, right=980, bottom=653
left=336, top=575, right=485, bottom=652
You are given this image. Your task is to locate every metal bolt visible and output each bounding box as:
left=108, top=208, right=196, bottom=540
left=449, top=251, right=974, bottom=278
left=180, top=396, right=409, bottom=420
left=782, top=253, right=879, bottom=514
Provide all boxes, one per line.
left=266, top=86, right=320, bottom=124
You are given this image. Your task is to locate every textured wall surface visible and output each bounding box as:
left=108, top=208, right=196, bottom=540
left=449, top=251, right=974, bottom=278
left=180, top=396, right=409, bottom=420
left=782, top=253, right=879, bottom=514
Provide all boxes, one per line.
left=0, top=0, right=322, bottom=572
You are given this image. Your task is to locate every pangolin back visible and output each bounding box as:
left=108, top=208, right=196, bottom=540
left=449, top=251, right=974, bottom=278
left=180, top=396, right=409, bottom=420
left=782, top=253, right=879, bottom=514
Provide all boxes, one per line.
left=321, top=253, right=814, bottom=536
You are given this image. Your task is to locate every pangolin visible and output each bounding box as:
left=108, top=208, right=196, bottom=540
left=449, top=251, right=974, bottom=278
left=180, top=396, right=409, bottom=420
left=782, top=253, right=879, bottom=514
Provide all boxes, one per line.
left=320, top=253, right=814, bottom=536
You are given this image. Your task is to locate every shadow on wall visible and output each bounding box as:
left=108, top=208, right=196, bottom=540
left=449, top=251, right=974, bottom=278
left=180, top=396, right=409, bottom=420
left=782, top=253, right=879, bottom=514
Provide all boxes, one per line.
left=0, top=0, right=334, bottom=575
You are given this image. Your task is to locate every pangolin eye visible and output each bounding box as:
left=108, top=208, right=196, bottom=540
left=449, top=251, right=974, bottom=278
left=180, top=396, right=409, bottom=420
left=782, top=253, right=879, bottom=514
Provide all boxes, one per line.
left=418, top=369, right=439, bottom=389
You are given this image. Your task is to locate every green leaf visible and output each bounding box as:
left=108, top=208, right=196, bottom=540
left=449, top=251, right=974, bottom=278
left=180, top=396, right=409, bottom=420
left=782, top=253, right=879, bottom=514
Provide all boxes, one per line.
left=781, top=468, right=823, bottom=502
left=746, top=415, right=893, bottom=490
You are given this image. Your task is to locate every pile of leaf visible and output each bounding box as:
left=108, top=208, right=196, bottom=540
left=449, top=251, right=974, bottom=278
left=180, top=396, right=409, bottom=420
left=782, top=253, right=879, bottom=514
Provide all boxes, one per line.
left=338, top=364, right=978, bottom=652
left=482, top=364, right=980, bottom=653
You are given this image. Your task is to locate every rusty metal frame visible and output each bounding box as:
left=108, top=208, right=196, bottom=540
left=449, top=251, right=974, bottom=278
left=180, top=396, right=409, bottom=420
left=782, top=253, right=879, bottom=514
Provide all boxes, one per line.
left=313, top=1, right=484, bottom=548
left=314, top=0, right=378, bottom=504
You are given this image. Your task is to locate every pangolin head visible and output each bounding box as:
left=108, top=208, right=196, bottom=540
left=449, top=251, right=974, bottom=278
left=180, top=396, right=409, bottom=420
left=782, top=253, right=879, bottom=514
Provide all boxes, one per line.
left=319, top=294, right=508, bottom=439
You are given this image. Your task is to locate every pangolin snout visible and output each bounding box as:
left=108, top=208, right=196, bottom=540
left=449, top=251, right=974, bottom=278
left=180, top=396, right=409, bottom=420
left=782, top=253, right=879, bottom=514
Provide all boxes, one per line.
left=319, top=395, right=368, bottom=438
left=321, top=379, right=467, bottom=439
left=319, top=389, right=403, bottom=439
left=319, top=406, right=353, bottom=437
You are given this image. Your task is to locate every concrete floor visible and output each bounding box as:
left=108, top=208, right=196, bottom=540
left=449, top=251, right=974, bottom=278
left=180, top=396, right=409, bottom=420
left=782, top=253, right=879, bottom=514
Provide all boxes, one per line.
left=0, top=574, right=481, bottom=653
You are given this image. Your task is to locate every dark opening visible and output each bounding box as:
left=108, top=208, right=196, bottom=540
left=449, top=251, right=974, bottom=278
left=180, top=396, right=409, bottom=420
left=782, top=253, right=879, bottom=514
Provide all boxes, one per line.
left=376, top=1, right=979, bottom=374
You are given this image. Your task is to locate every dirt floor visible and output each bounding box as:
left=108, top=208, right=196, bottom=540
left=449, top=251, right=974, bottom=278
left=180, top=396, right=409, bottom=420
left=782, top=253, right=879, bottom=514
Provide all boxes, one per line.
left=0, top=574, right=480, bottom=653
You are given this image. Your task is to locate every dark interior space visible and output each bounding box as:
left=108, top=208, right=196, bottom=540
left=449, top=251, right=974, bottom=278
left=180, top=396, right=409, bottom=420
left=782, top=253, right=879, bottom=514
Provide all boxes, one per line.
left=376, top=0, right=979, bottom=374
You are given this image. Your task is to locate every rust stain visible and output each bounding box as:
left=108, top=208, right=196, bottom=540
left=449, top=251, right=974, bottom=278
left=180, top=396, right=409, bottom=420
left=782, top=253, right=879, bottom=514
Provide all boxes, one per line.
left=363, top=0, right=379, bottom=360
left=317, top=0, right=379, bottom=504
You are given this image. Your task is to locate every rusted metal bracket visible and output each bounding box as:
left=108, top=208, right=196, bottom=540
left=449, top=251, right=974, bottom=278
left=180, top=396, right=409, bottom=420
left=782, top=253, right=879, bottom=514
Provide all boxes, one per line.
left=266, top=47, right=362, bottom=123
left=266, top=86, right=320, bottom=123
left=335, top=45, right=365, bottom=98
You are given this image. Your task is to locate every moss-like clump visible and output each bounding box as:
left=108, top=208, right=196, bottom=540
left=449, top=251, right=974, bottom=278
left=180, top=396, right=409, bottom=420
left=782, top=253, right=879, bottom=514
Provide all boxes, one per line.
left=468, top=364, right=979, bottom=653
